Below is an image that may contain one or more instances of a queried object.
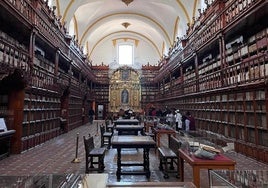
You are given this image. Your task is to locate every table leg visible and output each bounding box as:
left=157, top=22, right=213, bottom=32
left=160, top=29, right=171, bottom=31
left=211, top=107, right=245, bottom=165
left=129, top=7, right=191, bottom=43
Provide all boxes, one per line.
left=157, top=134, right=161, bottom=147
left=141, top=128, right=144, bottom=135
left=143, top=148, right=150, bottom=178
left=116, top=148, right=121, bottom=180
left=145, top=123, right=149, bottom=132
left=193, top=166, right=200, bottom=188
left=179, top=156, right=184, bottom=181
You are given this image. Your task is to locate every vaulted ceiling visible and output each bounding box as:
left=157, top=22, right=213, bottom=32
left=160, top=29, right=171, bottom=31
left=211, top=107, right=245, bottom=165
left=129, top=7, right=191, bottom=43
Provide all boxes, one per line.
left=52, top=0, right=205, bottom=66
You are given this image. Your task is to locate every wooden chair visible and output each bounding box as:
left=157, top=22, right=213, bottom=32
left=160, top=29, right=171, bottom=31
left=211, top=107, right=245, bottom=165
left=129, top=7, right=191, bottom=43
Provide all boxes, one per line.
left=83, top=135, right=106, bottom=173
left=100, top=125, right=112, bottom=149
left=105, top=120, right=114, bottom=133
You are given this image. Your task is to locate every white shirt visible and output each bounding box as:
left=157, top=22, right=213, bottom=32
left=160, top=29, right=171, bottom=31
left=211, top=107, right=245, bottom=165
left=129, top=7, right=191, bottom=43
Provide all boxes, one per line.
left=166, top=113, right=174, bottom=123
left=185, top=118, right=190, bottom=131
left=175, top=112, right=182, bottom=128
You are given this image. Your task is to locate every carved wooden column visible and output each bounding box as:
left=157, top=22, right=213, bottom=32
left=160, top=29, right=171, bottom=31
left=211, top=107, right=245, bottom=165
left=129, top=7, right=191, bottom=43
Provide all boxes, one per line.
left=54, top=49, right=60, bottom=83
left=194, top=53, right=199, bottom=92
left=29, top=29, right=36, bottom=83
left=218, top=33, right=226, bottom=87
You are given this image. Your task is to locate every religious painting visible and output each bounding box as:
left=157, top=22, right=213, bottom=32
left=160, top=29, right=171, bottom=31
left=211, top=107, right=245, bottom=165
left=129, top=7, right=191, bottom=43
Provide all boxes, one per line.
left=121, top=69, right=129, bottom=80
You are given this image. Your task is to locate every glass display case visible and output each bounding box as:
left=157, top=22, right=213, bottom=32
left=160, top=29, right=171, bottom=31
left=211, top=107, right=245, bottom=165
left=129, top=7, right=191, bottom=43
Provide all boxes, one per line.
left=210, top=170, right=268, bottom=188
left=0, top=174, right=81, bottom=188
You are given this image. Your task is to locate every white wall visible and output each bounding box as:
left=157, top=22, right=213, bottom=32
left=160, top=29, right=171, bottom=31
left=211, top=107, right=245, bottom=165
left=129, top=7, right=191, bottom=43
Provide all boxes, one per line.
left=90, top=37, right=160, bottom=69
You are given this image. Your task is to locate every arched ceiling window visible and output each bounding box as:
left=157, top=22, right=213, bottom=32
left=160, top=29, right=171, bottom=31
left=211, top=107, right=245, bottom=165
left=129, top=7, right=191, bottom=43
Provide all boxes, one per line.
left=118, top=44, right=133, bottom=65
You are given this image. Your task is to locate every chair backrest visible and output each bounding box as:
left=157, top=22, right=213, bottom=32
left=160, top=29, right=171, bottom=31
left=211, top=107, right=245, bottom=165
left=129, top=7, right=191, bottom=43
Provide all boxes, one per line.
left=100, top=124, right=105, bottom=135
left=169, top=135, right=182, bottom=155
left=105, top=120, right=110, bottom=130
left=83, top=135, right=95, bottom=154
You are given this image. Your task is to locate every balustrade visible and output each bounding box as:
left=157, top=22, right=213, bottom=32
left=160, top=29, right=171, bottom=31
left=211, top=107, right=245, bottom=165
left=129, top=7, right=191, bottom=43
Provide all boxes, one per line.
left=224, top=0, right=258, bottom=25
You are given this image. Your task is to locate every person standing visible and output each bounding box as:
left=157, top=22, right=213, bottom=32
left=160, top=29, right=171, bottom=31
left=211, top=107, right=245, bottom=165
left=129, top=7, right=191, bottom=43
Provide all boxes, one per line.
left=175, top=109, right=182, bottom=131
left=166, top=109, right=174, bottom=128
left=88, top=107, right=95, bottom=125
left=185, top=111, right=195, bottom=131
left=151, top=107, right=157, bottom=117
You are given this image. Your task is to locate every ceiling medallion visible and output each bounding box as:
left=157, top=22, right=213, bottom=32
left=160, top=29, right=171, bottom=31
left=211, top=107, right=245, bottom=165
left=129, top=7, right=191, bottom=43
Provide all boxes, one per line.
left=122, top=0, right=133, bottom=6
left=122, top=22, right=131, bottom=29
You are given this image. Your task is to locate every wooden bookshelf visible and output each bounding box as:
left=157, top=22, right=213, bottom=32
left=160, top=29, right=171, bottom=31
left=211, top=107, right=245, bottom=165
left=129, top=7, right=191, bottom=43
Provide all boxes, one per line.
left=0, top=0, right=267, bottom=163
left=150, top=0, right=268, bottom=163
left=22, top=86, right=61, bottom=151
left=0, top=0, right=96, bottom=153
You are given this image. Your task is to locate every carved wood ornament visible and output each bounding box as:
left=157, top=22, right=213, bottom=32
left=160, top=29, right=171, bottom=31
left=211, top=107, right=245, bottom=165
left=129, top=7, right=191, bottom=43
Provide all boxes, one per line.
left=109, top=66, right=141, bottom=113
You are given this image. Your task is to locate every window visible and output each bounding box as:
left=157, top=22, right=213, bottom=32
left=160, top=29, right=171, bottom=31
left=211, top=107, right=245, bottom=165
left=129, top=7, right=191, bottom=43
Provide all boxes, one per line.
left=48, top=0, right=53, bottom=6
left=118, top=44, right=133, bottom=65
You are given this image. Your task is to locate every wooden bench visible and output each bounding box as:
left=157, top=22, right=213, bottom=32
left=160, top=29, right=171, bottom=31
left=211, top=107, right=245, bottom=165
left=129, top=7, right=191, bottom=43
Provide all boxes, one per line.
left=83, top=135, right=106, bottom=173
left=158, top=134, right=181, bottom=178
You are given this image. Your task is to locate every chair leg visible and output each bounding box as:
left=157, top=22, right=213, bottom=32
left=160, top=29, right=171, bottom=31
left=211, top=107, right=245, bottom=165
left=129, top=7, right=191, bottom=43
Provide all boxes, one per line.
left=176, top=159, right=180, bottom=179
left=101, top=155, right=105, bottom=170
left=85, top=158, right=89, bottom=173
left=169, top=158, right=174, bottom=170
left=163, top=157, right=169, bottom=179
left=159, top=157, right=163, bottom=171
left=101, top=139, right=104, bottom=147
left=98, top=157, right=102, bottom=173
left=108, top=137, right=111, bottom=149
left=90, top=156, right=94, bottom=168
left=98, top=155, right=105, bottom=173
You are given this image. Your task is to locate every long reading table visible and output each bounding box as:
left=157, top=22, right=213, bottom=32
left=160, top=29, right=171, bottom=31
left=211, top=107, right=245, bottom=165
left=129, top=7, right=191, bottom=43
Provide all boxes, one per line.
left=111, top=135, right=156, bottom=180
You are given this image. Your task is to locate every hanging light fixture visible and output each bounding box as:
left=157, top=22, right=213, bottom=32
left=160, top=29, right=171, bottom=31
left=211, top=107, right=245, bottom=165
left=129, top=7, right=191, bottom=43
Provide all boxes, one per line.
left=122, top=22, right=131, bottom=29
left=122, top=0, right=133, bottom=6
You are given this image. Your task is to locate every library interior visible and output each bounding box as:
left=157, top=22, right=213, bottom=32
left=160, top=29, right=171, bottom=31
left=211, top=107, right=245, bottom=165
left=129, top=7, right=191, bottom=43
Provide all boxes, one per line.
left=0, top=0, right=268, bottom=187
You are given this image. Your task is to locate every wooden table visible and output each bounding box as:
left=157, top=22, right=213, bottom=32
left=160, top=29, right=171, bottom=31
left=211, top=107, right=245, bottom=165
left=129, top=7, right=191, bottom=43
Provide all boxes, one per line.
left=178, top=149, right=236, bottom=188
left=152, top=128, right=176, bottom=148
left=0, top=130, right=16, bottom=160
left=115, top=125, right=144, bottom=135
left=107, top=181, right=196, bottom=187
left=111, top=135, right=156, bottom=180
left=114, top=119, right=139, bottom=125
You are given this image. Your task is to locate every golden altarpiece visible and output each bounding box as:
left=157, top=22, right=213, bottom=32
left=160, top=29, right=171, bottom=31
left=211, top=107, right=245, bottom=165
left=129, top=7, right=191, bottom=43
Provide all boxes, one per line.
left=109, top=66, right=141, bottom=113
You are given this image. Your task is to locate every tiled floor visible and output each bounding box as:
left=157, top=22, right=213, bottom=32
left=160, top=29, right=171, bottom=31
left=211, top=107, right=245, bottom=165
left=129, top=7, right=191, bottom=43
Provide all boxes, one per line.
left=0, top=120, right=268, bottom=187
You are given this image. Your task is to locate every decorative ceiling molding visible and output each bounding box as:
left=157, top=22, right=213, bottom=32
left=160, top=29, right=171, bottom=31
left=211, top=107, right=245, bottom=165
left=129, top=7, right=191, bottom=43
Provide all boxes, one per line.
left=111, top=38, right=139, bottom=47
left=122, top=22, right=131, bottom=29
left=122, top=0, right=134, bottom=6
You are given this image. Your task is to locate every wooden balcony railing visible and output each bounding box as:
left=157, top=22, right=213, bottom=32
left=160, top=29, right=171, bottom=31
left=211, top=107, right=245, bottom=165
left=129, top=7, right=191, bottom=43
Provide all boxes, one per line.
left=156, top=0, right=265, bottom=83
